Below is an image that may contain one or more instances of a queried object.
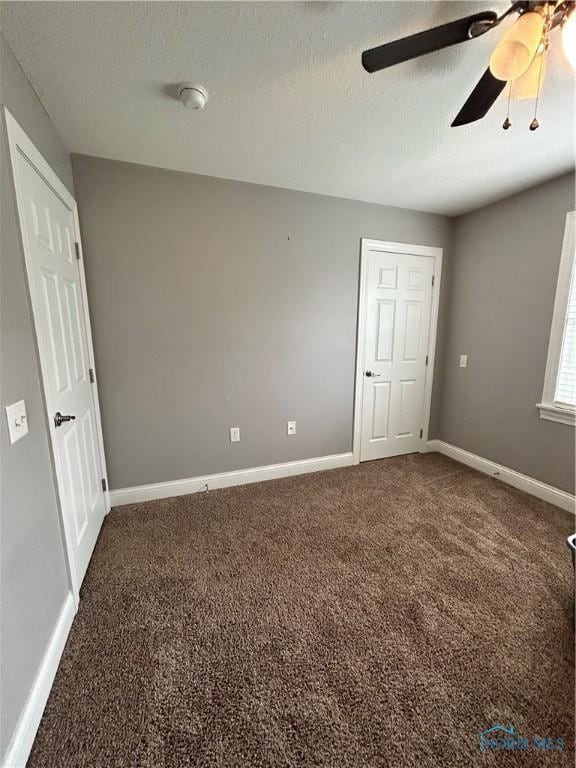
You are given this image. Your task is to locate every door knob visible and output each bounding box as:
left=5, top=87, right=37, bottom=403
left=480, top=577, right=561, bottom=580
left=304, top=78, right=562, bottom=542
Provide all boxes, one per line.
left=365, top=370, right=382, bottom=377
left=54, top=412, right=76, bottom=428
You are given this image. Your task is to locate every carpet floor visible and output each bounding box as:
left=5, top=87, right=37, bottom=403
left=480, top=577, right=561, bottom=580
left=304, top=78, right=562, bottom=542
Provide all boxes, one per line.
left=28, top=453, right=574, bottom=767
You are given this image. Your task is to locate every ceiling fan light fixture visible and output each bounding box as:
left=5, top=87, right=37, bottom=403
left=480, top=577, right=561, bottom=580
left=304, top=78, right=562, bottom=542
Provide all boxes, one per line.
left=512, top=49, right=548, bottom=99
left=562, top=8, right=576, bottom=70
left=361, top=1, right=572, bottom=128
left=489, top=10, right=545, bottom=81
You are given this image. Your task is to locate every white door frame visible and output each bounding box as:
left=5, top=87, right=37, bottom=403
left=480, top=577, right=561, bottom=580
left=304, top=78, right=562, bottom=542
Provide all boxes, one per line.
left=4, top=108, right=110, bottom=604
left=352, top=238, right=443, bottom=465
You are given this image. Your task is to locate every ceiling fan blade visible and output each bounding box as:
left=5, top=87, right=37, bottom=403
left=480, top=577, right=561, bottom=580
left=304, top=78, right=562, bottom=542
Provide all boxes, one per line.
left=362, top=10, right=498, bottom=73
left=451, top=69, right=507, bottom=127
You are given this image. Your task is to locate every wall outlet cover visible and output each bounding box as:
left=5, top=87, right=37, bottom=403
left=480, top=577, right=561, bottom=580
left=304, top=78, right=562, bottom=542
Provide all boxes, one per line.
left=229, top=427, right=240, bottom=443
left=459, top=354, right=468, bottom=368
left=5, top=399, right=28, bottom=444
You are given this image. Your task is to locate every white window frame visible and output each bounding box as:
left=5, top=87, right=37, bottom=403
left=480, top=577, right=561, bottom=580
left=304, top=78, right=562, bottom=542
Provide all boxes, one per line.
left=538, top=210, right=576, bottom=426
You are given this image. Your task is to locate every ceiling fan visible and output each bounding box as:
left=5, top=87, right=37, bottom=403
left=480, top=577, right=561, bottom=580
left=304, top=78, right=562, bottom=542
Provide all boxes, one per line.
left=362, top=1, right=576, bottom=129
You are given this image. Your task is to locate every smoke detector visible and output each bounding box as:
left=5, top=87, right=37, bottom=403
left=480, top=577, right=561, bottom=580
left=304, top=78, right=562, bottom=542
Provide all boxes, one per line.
left=178, top=83, right=209, bottom=111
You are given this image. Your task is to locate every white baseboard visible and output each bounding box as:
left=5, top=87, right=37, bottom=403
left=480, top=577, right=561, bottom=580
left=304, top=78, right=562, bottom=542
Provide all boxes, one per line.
left=2, top=593, right=75, bottom=768
left=427, top=439, right=575, bottom=514
left=110, top=452, right=354, bottom=507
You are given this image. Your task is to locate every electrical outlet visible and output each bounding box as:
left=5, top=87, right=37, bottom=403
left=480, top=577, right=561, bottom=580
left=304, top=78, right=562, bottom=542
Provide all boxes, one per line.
left=229, top=426, right=240, bottom=443
left=5, top=399, right=28, bottom=444
left=459, top=354, right=468, bottom=368
left=287, top=421, right=296, bottom=435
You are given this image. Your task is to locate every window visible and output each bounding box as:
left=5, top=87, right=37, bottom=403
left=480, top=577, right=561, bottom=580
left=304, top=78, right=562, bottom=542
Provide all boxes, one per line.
left=538, top=211, right=576, bottom=426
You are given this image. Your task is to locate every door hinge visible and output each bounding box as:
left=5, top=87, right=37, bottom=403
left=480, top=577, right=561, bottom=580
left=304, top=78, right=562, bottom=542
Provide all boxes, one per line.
left=419, top=429, right=423, bottom=439
left=89, top=368, right=95, bottom=383
left=74, top=242, right=81, bottom=260
left=101, top=478, right=107, bottom=492
left=425, top=355, right=429, bottom=366
left=431, top=275, right=435, bottom=287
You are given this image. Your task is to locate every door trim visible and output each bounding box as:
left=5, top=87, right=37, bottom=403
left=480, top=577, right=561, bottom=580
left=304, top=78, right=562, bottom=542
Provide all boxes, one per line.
left=4, top=107, right=110, bottom=604
left=352, top=238, right=443, bottom=465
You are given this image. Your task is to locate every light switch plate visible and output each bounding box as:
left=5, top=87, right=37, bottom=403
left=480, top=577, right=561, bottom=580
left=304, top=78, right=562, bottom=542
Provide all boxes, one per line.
left=287, top=421, right=296, bottom=435
left=229, top=426, right=240, bottom=443
left=459, top=354, right=468, bottom=368
left=5, top=399, right=28, bottom=444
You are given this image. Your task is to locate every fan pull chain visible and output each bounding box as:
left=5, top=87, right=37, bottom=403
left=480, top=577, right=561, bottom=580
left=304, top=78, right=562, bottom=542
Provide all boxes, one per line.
left=529, top=50, right=545, bottom=130
left=502, top=82, right=513, bottom=130
left=530, top=7, right=552, bottom=131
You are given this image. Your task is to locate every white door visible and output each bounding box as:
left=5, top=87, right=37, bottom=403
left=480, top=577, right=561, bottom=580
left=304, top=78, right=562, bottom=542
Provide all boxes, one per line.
left=359, top=247, right=435, bottom=461
left=9, top=116, right=107, bottom=597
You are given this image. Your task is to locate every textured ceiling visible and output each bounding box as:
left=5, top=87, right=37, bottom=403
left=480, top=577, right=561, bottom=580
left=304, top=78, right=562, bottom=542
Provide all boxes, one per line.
left=1, top=1, right=574, bottom=215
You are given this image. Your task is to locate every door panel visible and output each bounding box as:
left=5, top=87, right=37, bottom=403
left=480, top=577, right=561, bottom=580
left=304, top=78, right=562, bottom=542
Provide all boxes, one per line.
left=16, top=153, right=106, bottom=591
left=360, top=249, right=434, bottom=461
left=376, top=300, right=395, bottom=361
left=397, top=379, right=417, bottom=437
left=63, top=278, right=88, bottom=383
left=371, top=381, right=391, bottom=439
left=402, top=302, right=422, bottom=360
left=39, top=269, right=70, bottom=393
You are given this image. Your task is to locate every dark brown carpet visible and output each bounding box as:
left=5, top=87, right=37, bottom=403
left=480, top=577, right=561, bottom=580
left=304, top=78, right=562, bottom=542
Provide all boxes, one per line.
left=28, top=453, right=574, bottom=767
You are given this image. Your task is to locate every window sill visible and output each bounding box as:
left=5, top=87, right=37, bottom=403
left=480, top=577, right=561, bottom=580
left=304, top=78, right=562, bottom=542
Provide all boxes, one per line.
left=537, top=402, right=575, bottom=426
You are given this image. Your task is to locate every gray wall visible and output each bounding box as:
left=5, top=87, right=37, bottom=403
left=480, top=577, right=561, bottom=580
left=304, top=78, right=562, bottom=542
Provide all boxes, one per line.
left=71, top=154, right=452, bottom=490
left=436, top=172, right=575, bottom=494
left=0, top=33, right=72, bottom=759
